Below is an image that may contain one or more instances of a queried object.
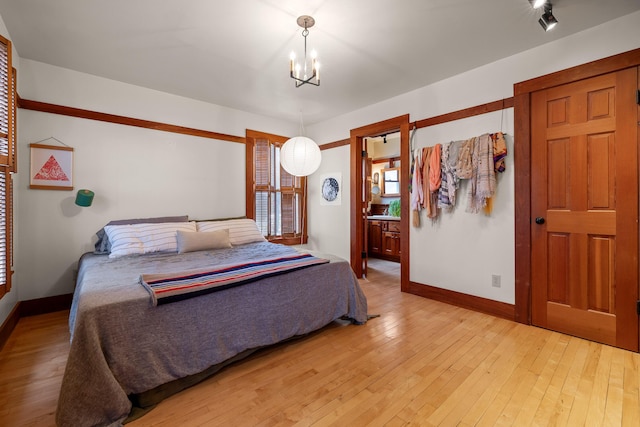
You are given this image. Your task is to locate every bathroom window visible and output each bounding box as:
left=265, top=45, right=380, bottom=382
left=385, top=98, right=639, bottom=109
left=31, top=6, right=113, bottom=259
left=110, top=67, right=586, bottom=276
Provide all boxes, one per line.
left=381, top=167, right=400, bottom=196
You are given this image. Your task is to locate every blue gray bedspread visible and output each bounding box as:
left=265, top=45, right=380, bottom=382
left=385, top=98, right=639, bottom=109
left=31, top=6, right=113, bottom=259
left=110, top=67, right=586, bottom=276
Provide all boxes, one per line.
left=56, top=242, right=368, bottom=427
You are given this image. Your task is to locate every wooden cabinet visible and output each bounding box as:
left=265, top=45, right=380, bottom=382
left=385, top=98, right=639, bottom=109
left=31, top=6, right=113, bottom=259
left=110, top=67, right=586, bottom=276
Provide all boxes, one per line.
left=368, top=219, right=400, bottom=262
left=382, top=221, right=401, bottom=259
left=368, top=220, right=383, bottom=255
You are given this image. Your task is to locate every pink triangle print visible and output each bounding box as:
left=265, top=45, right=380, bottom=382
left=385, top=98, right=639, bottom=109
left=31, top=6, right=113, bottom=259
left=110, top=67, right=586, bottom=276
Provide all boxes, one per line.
left=33, top=155, right=69, bottom=181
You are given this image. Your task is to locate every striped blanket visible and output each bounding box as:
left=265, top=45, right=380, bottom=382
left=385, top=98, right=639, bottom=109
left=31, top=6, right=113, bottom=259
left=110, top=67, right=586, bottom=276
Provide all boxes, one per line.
left=140, top=253, right=329, bottom=305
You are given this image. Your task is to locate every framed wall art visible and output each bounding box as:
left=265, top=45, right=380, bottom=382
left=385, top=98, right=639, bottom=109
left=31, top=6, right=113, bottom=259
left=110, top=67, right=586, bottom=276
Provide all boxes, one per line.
left=29, top=143, right=74, bottom=190
left=320, top=172, right=341, bottom=206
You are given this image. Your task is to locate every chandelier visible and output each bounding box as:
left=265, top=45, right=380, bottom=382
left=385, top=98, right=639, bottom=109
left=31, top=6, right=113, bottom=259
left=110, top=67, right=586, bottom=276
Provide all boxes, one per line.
left=289, top=15, right=320, bottom=87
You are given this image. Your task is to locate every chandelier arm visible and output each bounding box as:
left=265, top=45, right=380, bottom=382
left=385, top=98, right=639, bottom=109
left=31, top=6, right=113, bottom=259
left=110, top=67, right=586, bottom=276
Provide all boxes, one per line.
left=290, top=70, right=320, bottom=87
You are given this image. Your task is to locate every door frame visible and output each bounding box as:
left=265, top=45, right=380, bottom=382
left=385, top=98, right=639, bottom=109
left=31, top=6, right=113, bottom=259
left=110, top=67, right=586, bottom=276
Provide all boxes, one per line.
left=349, top=115, right=410, bottom=290
left=513, top=47, right=640, bottom=325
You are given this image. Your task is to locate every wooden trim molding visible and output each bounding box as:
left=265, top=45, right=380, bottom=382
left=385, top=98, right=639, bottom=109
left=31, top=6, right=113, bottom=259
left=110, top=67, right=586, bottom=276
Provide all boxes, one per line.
left=0, top=301, right=20, bottom=352
left=0, top=293, right=73, bottom=351
left=349, top=115, right=411, bottom=292
left=20, top=293, right=73, bottom=317
left=408, top=281, right=515, bottom=321
left=322, top=97, right=514, bottom=152
left=17, top=97, right=246, bottom=144
left=320, top=138, right=350, bottom=151
left=515, top=48, right=640, bottom=95
left=412, top=97, right=514, bottom=130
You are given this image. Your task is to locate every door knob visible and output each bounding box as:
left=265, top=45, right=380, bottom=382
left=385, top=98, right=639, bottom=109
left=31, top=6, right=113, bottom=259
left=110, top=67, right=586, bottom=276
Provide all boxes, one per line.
left=535, top=217, right=545, bottom=225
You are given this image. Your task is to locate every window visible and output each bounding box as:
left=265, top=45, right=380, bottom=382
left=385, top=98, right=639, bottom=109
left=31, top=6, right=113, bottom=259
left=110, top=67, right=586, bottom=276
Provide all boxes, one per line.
left=381, top=167, right=400, bottom=196
left=0, top=34, right=14, bottom=300
left=245, top=130, right=307, bottom=245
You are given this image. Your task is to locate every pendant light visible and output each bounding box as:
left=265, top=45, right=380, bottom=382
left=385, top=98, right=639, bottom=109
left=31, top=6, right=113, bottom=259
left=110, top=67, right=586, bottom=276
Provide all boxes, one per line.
left=281, top=113, right=321, bottom=177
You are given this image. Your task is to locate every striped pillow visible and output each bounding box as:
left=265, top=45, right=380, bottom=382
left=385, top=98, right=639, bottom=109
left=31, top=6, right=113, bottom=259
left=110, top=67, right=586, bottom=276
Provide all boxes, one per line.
left=94, top=215, right=189, bottom=254
left=138, top=222, right=196, bottom=254
left=196, top=219, right=266, bottom=246
left=104, top=224, right=144, bottom=258
left=105, top=222, right=196, bottom=258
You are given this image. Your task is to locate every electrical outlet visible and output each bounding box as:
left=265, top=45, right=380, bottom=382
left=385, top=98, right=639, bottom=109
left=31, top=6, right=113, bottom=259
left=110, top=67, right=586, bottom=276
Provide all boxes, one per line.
left=492, top=274, right=501, bottom=288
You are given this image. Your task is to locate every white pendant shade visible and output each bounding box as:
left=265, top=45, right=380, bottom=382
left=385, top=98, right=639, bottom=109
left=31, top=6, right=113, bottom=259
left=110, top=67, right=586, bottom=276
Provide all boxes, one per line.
left=280, top=136, right=322, bottom=177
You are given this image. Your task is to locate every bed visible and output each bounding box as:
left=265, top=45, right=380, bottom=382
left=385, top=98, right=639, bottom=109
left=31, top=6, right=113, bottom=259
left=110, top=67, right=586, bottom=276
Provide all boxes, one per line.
left=55, top=218, right=368, bottom=427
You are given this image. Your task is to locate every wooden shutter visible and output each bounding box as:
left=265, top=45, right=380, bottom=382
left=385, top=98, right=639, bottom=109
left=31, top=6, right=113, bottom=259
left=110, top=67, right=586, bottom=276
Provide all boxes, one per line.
left=9, top=67, right=15, bottom=172
left=0, top=35, right=11, bottom=168
left=254, top=137, right=272, bottom=236
left=245, top=130, right=307, bottom=244
left=0, top=35, right=12, bottom=299
left=0, top=169, right=10, bottom=297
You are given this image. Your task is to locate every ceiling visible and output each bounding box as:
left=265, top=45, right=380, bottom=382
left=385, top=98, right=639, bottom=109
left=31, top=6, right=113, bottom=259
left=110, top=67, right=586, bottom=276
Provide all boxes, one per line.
left=0, top=0, right=638, bottom=125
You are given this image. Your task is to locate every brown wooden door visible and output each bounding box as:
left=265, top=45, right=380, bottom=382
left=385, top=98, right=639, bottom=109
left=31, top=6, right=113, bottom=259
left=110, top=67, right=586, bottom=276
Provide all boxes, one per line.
left=531, top=67, right=639, bottom=351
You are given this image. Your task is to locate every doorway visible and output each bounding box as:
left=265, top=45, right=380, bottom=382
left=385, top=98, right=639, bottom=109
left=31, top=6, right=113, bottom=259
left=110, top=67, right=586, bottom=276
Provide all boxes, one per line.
left=514, top=48, right=640, bottom=352
left=349, top=115, right=410, bottom=291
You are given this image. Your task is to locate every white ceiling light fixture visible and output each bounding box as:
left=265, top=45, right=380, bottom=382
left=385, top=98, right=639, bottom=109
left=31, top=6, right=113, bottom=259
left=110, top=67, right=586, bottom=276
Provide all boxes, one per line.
left=280, top=136, right=322, bottom=176
left=281, top=113, right=321, bottom=177
left=289, top=15, right=320, bottom=88
left=539, top=3, right=558, bottom=31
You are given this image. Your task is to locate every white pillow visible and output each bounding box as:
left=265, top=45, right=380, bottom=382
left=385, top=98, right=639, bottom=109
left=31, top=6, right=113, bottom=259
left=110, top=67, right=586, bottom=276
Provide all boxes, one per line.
left=104, top=222, right=196, bottom=258
left=176, top=229, right=232, bottom=253
left=138, top=222, right=196, bottom=254
left=104, top=224, right=144, bottom=258
left=196, top=218, right=266, bottom=245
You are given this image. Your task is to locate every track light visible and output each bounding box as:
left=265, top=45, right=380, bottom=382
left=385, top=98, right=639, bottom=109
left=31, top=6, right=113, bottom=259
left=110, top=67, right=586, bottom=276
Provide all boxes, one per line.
left=538, top=4, right=558, bottom=31
left=529, top=0, right=546, bottom=8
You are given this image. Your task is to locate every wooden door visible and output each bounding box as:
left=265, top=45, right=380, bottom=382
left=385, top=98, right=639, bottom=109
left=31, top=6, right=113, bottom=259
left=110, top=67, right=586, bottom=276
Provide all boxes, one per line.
left=362, top=146, right=372, bottom=275
left=531, top=68, right=639, bottom=351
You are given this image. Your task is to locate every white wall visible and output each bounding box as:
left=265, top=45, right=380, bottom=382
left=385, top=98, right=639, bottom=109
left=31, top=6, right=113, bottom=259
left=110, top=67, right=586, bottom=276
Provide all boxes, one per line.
left=307, top=145, right=351, bottom=259
left=306, top=11, right=640, bottom=304
left=8, top=60, right=297, bottom=312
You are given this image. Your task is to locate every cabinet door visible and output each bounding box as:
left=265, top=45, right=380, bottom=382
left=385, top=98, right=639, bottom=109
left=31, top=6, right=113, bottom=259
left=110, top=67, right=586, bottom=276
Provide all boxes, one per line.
left=382, top=231, right=401, bottom=257
left=368, top=221, right=383, bottom=254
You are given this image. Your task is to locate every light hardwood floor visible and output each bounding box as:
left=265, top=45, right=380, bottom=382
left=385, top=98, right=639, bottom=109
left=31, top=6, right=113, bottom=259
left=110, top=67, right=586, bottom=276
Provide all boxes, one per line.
left=1, top=259, right=639, bottom=426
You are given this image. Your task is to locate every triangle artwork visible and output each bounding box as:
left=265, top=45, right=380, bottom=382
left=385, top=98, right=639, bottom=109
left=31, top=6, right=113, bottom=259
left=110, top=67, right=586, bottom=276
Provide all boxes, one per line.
left=33, top=155, right=69, bottom=181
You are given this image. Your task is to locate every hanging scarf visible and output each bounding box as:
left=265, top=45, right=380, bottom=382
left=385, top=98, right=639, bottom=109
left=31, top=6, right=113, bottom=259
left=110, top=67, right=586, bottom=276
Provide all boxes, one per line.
left=408, top=127, right=418, bottom=192
left=428, top=144, right=442, bottom=219
left=421, top=147, right=434, bottom=218
left=492, top=132, right=507, bottom=173
left=437, top=142, right=452, bottom=210
left=429, top=143, right=442, bottom=192
left=483, top=132, right=508, bottom=214
left=466, top=134, right=496, bottom=214
left=456, top=137, right=474, bottom=179
left=447, top=139, right=463, bottom=207
left=411, top=147, right=424, bottom=227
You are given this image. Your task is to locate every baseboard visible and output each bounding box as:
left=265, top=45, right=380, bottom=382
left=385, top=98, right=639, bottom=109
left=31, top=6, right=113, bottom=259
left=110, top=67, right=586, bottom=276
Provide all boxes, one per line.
left=0, top=293, right=73, bottom=352
left=20, top=293, right=73, bottom=317
left=408, top=281, right=515, bottom=321
left=0, top=301, right=20, bottom=352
